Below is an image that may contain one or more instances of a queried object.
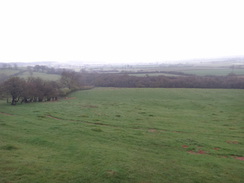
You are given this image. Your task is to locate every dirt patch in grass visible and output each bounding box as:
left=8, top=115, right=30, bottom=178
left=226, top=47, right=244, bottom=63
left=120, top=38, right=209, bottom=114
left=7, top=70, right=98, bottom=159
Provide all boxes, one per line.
left=148, top=129, right=158, bottom=133
left=182, top=145, right=189, bottom=148
left=226, top=140, right=239, bottom=144
left=234, top=157, right=244, bottom=161
left=188, top=150, right=207, bottom=155
left=0, top=112, right=14, bottom=116
left=106, top=170, right=117, bottom=177
left=47, top=115, right=62, bottom=120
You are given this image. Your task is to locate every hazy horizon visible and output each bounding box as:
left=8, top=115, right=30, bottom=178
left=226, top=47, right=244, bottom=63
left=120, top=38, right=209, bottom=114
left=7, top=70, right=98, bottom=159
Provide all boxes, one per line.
left=0, top=0, right=243, bottom=64
left=1, top=55, right=244, bottom=65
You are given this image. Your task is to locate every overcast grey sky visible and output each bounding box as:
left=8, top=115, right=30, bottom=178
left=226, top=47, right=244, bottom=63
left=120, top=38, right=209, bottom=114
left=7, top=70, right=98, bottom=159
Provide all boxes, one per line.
left=0, top=0, right=243, bottom=64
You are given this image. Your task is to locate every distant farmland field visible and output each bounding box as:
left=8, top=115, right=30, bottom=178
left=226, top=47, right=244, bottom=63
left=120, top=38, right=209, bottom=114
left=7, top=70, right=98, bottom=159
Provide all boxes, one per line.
left=136, top=68, right=244, bottom=77
left=128, top=73, right=181, bottom=77
left=0, top=69, right=60, bottom=81
left=0, top=88, right=243, bottom=183
left=0, top=69, right=21, bottom=76
left=181, top=68, right=244, bottom=76
left=20, top=71, right=61, bottom=81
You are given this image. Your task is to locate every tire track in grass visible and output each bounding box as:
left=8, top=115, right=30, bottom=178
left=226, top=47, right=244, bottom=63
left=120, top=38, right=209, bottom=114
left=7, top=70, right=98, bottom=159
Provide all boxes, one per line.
left=47, top=115, right=62, bottom=120
left=46, top=115, right=119, bottom=128
left=0, top=112, right=14, bottom=116
left=47, top=114, right=192, bottom=133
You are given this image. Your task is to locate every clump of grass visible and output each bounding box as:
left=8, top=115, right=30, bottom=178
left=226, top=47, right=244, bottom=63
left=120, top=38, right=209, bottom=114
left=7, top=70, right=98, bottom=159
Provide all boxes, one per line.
left=0, top=122, right=7, bottom=126
left=1, top=144, right=18, bottom=150
left=91, top=128, right=103, bottom=132
left=37, top=115, right=45, bottom=119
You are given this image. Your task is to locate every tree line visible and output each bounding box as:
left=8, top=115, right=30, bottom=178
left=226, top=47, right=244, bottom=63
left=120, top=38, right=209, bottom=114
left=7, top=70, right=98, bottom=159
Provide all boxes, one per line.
left=0, top=71, right=84, bottom=105
left=81, top=73, right=244, bottom=89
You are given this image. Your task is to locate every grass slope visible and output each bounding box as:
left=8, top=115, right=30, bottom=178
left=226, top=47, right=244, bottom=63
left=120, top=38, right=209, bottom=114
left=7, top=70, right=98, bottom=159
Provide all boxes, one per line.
left=0, top=88, right=243, bottom=183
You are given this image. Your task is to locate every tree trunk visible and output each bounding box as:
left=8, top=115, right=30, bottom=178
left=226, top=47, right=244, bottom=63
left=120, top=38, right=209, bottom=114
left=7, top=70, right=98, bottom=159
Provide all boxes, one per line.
left=11, top=97, right=16, bottom=105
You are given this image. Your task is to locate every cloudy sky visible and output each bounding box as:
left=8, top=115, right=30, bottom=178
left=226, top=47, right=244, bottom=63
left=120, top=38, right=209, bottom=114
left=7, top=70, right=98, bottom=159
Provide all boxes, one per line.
left=0, top=0, right=243, bottom=64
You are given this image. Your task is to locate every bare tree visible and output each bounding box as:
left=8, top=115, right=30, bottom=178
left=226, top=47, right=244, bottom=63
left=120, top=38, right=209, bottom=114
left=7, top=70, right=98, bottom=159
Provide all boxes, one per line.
left=60, top=71, right=82, bottom=90
left=3, top=77, right=26, bottom=105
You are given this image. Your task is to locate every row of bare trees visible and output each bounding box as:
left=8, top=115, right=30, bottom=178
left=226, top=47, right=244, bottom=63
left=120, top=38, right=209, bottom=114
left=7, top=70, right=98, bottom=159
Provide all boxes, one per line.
left=81, top=73, right=244, bottom=89
left=0, top=71, right=84, bottom=105
left=1, top=77, right=59, bottom=105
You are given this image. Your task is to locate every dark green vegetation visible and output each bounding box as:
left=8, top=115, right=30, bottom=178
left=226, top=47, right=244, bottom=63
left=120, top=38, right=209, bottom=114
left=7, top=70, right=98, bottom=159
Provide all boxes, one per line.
left=0, top=88, right=243, bottom=183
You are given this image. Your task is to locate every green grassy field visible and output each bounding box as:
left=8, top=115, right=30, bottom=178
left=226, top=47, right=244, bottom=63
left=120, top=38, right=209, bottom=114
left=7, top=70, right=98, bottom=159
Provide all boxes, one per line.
left=0, top=69, right=22, bottom=76
left=19, top=71, right=61, bottom=81
left=0, top=88, right=243, bottom=183
left=0, top=69, right=60, bottom=81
